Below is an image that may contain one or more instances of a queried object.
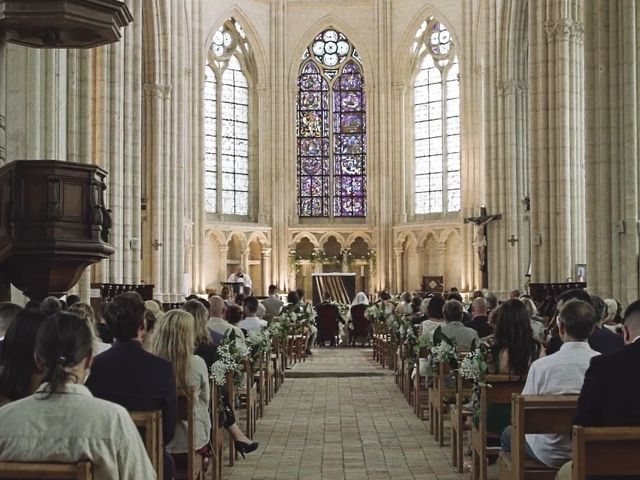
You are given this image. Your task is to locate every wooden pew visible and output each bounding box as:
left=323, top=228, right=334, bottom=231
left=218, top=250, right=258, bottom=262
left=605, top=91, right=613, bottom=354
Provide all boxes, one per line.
left=572, top=426, right=640, bottom=479
left=174, top=387, right=205, bottom=480
left=470, top=375, right=526, bottom=480
left=498, top=394, right=578, bottom=480
left=450, top=370, right=474, bottom=472
left=209, top=380, right=224, bottom=480
left=0, top=461, right=93, bottom=479
left=130, top=410, right=163, bottom=480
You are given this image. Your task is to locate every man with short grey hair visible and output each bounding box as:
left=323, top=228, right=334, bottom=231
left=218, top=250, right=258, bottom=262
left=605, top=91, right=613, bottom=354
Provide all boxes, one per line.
left=440, top=300, right=479, bottom=350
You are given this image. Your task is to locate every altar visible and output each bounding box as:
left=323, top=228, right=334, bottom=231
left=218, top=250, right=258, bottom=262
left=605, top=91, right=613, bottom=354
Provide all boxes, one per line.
left=311, top=272, right=356, bottom=305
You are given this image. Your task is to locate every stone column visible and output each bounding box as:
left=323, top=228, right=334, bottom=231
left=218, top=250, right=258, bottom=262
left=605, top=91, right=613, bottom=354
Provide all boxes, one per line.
left=584, top=0, right=639, bottom=303
left=393, top=83, right=407, bottom=223
left=393, top=246, right=403, bottom=294
left=437, top=241, right=448, bottom=288
left=218, top=245, right=228, bottom=286
left=262, top=247, right=272, bottom=295
left=241, top=248, right=250, bottom=276
left=529, top=0, right=585, bottom=282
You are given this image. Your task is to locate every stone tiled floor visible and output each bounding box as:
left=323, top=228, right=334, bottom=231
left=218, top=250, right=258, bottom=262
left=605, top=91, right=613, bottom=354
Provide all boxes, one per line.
left=223, top=348, right=470, bottom=480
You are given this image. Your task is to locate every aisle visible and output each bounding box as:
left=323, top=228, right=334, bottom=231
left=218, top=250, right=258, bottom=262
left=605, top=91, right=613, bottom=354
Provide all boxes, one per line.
left=224, top=348, right=466, bottom=480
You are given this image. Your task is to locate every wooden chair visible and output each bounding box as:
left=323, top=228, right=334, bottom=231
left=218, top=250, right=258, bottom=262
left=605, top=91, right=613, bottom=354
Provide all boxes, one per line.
left=497, top=394, right=578, bottom=480
left=0, top=461, right=93, bottom=479
left=349, top=304, right=370, bottom=347
left=428, top=360, right=457, bottom=446
left=130, top=410, right=163, bottom=480
left=571, top=425, right=640, bottom=479
left=315, top=303, right=339, bottom=346
left=174, top=387, right=205, bottom=480
left=428, top=349, right=468, bottom=446
left=225, top=371, right=237, bottom=466
left=402, top=349, right=414, bottom=405
left=209, top=379, right=224, bottom=480
left=470, top=375, right=526, bottom=480
left=450, top=370, right=474, bottom=473
left=237, top=359, right=258, bottom=440
left=413, top=347, right=430, bottom=420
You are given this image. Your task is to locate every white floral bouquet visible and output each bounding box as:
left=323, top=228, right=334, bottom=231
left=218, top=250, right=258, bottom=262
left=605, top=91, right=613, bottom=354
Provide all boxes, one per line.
left=210, top=330, right=250, bottom=387
left=459, top=346, right=488, bottom=384
left=458, top=340, right=489, bottom=427
left=296, top=303, right=317, bottom=328
left=247, top=328, right=271, bottom=355
left=426, top=326, right=458, bottom=377
left=336, top=303, right=350, bottom=317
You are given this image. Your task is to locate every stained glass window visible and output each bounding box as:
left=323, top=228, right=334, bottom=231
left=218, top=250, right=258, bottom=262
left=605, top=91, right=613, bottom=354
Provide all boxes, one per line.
left=204, top=19, right=250, bottom=216
left=414, top=19, right=460, bottom=214
left=297, top=29, right=366, bottom=218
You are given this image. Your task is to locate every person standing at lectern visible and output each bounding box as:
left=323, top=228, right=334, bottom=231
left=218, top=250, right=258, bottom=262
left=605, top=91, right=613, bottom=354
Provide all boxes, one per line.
left=227, top=266, right=252, bottom=291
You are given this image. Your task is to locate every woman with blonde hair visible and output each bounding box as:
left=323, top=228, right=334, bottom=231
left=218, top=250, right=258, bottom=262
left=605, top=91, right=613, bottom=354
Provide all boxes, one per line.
left=182, top=299, right=216, bottom=368
left=69, top=303, right=111, bottom=355
left=151, top=309, right=211, bottom=455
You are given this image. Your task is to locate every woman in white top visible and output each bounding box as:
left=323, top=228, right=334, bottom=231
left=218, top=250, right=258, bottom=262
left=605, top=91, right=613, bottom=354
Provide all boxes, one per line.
left=419, top=294, right=446, bottom=340
left=0, top=312, right=155, bottom=480
left=151, top=310, right=211, bottom=453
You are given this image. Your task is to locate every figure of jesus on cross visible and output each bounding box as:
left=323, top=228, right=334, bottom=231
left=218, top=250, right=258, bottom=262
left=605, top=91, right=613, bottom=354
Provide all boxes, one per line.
left=464, top=206, right=502, bottom=287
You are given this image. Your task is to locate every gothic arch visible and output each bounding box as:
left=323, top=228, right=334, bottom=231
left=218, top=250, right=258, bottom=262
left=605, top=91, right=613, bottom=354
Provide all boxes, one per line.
left=205, top=228, right=226, bottom=246
left=290, top=232, right=320, bottom=249
left=417, top=229, right=438, bottom=247
left=345, top=231, right=374, bottom=248
left=396, top=230, right=418, bottom=249
left=226, top=231, right=248, bottom=250
left=393, top=4, right=461, bottom=85
left=438, top=227, right=460, bottom=245
left=247, top=231, right=269, bottom=246
left=318, top=232, right=346, bottom=249
left=204, top=6, right=269, bottom=88
left=287, top=14, right=376, bottom=91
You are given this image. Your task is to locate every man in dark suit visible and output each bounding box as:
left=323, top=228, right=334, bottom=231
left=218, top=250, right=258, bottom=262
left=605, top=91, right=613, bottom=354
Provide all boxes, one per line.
left=556, top=299, right=640, bottom=480
left=465, top=297, right=493, bottom=338
left=86, top=293, right=177, bottom=480
left=587, top=294, right=624, bottom=354
left=314, top=291, right=343, bottom=347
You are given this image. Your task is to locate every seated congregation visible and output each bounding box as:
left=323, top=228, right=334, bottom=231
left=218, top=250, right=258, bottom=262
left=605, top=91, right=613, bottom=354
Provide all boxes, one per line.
left=371, top=286, right=640, bottom=479
left=1, top=284, right=640, bottom=479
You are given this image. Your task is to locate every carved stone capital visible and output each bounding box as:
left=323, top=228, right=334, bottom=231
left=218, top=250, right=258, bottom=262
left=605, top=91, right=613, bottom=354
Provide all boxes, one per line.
left=497, top=80, right=528, bottom=97
left=544, top=18, right=584, bottom=43
left=143, top=83, right=172, bottom=99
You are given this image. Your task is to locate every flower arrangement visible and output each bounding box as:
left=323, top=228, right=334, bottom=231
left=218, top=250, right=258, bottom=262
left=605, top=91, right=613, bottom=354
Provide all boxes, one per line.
left=210, top=330, right=250, bottom=387
left=288, top=249, right=301, bottom=271
left=336, top=303, right=350, bottom=317
left=246, top=328, right=271, bottom=355
left=297, top=302, right=317, bottom=328
left=458, top=339, right=489, bottom=426
left=426, top=326, right=458, bottom=377
left=270, top=311, right=296, bottom=341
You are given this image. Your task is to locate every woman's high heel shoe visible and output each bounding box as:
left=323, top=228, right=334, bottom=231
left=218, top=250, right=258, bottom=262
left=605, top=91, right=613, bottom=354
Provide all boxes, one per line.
left=234, top=440, right=258, bottom=459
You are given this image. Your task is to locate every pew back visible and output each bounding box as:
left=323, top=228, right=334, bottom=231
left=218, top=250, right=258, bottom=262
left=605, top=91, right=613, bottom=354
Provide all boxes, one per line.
left=130, top=410, right=163, bottom=480
left=572, top=426, right=640, bottom=478
left=507, top=395, right=578, bottom=480
left=0, top=461, right=93, bottom=479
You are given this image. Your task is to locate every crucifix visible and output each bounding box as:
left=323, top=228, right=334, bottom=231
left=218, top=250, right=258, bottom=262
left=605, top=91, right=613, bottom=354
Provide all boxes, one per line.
left=464, top=206, right=502, bottom=288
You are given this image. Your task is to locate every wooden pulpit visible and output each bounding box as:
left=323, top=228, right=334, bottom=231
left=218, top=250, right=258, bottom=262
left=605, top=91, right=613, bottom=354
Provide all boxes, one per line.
left=0, top=160, right=115, bottom=300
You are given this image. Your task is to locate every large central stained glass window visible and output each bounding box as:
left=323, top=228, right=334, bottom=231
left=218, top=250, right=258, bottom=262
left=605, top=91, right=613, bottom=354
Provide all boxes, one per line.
left=297, top=29, right=366, bottom=218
